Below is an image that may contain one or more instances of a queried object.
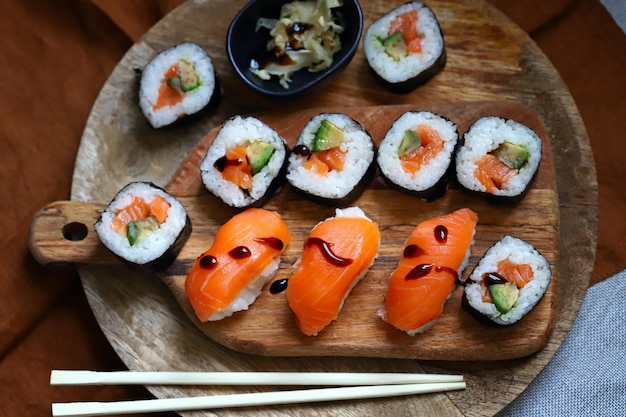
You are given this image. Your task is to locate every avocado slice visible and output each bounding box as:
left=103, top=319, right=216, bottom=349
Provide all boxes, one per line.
left=246, top=140, right=275, bottom=175
left=398, top=129, right=422, bottom=158
left=379, top=32, right=407, bottom=61
left=175, top=59, right=201, bottom=92
left=312, top=120, right=344, bottom=152
left=491, top=142, right=530, bottom=170
left=126, top=216, right=160, bottom=246
left=489, top=281, right=520, bottom=314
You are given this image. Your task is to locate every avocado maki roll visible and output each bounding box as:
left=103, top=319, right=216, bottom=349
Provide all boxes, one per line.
left=200, top=116, right=289, bottom=208
left=139, top=42, right=217, bottom=129
left=454, top=116, right=542, bottom=201
left=363, top=2, right=446, bottom=93
left=94, top=182, right=191, bottom=271
left=377, top=111, right=459, bottom=201
left=286, top=113, right=377, bottom=206
left=462, top=235, right=551, bottom=327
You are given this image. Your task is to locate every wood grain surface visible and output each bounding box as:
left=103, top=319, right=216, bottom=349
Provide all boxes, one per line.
left=30, top=101, right=558, bottom=361
left=65, top=0, right=597, bottom=415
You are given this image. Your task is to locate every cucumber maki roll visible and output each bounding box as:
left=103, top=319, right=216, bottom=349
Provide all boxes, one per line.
left=139, top=42, right=217, bottom=129
left=454, top=116, right=542, bottom=201
left=462, top=235, right=551, bottom=327
left=94, top=182, right=191, bottom=271
left=363, top=2, right=446, bottom=93
left=200, top=116, right=289, bottom=208
left=286, top=113, right=377, bottom=206
left=377, top=111, right=459, bottom=201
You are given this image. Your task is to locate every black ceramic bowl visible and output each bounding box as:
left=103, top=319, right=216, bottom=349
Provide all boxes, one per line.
left=226, top=0, right=363, bottom=98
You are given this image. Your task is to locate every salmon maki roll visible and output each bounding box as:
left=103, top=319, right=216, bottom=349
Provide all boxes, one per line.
left=94, top=181, right=191, bottom=271
left=377, top=111, right=459, bottom=201
left=139, top=42, right=217, bottom=129
left=379, top=208, right=478, bottom=335
left=455, top=116, right=542, bottom=200
left=462, top=235, right=551, bottom=326
left=286, top=207, right=380, bottom=336
left=185, top=208, right=291, bottom=322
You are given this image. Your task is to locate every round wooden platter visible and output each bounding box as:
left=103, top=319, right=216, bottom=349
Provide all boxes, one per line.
left=68, top=0, right=598, bottom=415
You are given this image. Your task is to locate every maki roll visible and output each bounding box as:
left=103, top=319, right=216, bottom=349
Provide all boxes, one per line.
left=363, top=2, right=446, bottom=93
left=139, top=42, right=217, bottom=129
left=377, top=111, right=459, bottom=201
left=185, top=208, right=291, bottom=322
left=200, top=116, right=289, bottom=208
left=94, top=182, right=191, bottom=271
left=286, top=113, right=376, bottom=206
left=455, top=116, right=542, bottom=200
left=462, top=235, right=551, bottom=327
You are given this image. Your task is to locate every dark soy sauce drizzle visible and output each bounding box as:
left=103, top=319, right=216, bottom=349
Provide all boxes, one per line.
left=213, top=154, right=244, bottom=172
left=434, top=225, right=448, bottom=243
left=199, top=254, right=218, bottom=270
left=292, top=144, right=311, bottom=159
left=254, top=237, right=284, bottom=251
left=306, top=237, right=353, bottom=267
left=269, top=278, right=289, bottom=294
left=483, top=272, right=508, bottom=285
left=403, top=244, right=424, bottom=258
left=405, top=263, right=459, bottom=281
left=229, top=245, right=251, bottom=259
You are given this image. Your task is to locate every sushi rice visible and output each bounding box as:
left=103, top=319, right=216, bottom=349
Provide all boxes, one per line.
left=139, top=42, right=216, bottom=129
left=377, top=111, right=458, bottom=200
left=463, top=235, right=551, bottom=326
left=200, top=115, right=288, bottom=208
left=455, top=116, right=542, bottom=198
left=286, top=113, right=376, bottom=205
left=95, top=182, right=190, bottom=269
left=363, top=1, right=446, bottom=90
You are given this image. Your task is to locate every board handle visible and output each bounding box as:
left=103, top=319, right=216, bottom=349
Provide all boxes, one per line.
left=28, top=201, right=120, bottom=269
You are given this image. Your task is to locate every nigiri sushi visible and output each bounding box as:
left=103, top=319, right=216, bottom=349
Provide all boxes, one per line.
left=286, top=207, right=380, bottom=336
left=379, top=208, right=478, bottom=335
left=185, top=208, right=291, bottom=322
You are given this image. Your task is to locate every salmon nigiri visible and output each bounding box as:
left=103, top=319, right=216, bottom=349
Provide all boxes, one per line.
left=286, top=207, right=381, bottom=336
left=185, top=208, right=291, bottom=322
left=380, top=208, right=478, bottom=335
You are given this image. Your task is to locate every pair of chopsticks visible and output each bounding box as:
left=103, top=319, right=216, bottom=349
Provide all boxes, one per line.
left=51, top=370, right=466, bottom=416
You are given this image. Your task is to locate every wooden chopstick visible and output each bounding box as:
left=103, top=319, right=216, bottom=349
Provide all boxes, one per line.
left=50, top=370, right=464, bottom=386
left=52, top=381, right=467, bottom=416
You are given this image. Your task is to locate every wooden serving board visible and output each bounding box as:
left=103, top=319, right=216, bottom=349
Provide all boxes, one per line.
left=30, top=101, right=558, bottom=361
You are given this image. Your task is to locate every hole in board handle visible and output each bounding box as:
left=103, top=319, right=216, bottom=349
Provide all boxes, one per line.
left=62, top=222, right=89, bottom=241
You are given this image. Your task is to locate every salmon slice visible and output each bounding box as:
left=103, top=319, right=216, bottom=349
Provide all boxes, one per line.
left=389, top=10, right=422, bottom=53
left=400, top=125, right=445, bottom=174
left=480, top=258, right=534, bottom=302
left=474, top=154, right=517, bottom=193
left=286, top=207, right=380, bottom=336
left=380, top=208, right=478, bottom=335
left=185, top=208, right=291, bottom=322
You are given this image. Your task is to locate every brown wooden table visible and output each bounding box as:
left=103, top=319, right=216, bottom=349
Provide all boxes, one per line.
left=2, top=0, right=625, bottom=416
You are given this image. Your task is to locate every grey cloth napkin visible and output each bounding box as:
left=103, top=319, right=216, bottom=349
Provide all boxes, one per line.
left=497, top=269, right=626, bottom=416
